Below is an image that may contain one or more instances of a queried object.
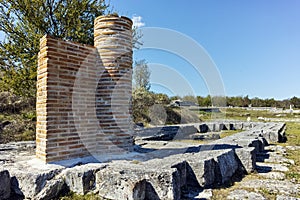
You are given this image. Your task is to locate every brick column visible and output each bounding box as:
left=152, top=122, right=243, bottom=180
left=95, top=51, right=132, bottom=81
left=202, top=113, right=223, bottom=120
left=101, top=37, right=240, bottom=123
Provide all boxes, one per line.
left=94, top=15, right=134, bottom=154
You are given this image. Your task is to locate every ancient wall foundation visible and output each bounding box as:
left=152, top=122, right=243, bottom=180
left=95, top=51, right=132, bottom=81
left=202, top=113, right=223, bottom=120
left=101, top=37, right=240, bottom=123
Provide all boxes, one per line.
left=36, top=15, right=133, bottom=163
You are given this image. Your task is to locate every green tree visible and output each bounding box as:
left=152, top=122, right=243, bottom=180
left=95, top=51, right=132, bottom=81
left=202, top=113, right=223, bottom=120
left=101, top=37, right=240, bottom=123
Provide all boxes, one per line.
left=133, top=59, right=151, bottom=90
left=132, top=88, right=155, bottom=123
left=153, top=93, right=170, bottom=105
left=0, top=0, right=108, bottom=98
left=182, top=95, right=198, bottom=104
left=211, top=96, right=226, bottom=107
left=198, top=95, right=212, bottom=107
left=290, top=96, right=300, bottom=108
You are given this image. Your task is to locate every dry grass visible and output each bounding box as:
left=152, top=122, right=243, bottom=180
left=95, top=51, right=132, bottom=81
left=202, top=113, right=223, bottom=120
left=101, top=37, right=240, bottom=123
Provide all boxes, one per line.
left=280, top=122, right=300, bottom=185
left=60, top=192, right=105, bottom=200
left=219, top=130, right=241, bottom=138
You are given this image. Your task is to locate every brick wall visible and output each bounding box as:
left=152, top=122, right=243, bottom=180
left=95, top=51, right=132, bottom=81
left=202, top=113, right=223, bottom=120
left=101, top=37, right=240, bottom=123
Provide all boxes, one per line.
left=36, top=15, right=133, bottom=163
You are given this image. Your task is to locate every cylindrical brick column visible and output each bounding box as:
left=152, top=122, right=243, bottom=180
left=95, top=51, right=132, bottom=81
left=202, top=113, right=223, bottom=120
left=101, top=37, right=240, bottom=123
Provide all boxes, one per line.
left=94, top=15, right=134, bottom=153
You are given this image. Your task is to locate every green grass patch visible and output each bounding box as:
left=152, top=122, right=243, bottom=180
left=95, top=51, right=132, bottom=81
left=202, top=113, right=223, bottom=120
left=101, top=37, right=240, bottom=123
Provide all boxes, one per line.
left=279, top=122, right=300, bottom=184
left=284, top=122, right=300, bottom=146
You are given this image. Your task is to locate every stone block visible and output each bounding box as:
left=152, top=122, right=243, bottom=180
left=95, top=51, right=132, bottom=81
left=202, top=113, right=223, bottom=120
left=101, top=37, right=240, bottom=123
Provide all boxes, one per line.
left=199, top=124, right=209, bottom=133
left=235, top=147, right=256, bottom=173
left=206, top=123, right=216, bottom=132
left=10, top=168, right=63, bottom=199
left=96, top=161, right=180, bottom=200
left=63, top=163, right=107, bottom=195
left=0, top=170, right=11, bottom=200
left=216, top=149, right=239, bottom=183
left=179, top=125, right=198, bottom=136
left=34, top=177, right=66, bottom=200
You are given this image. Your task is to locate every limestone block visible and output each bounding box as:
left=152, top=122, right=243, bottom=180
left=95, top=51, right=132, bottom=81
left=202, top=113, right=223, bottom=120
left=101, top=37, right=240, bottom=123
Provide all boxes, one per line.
left=199, top=124, right=209, bottom=133
left=216, top=149, right=239, bottom=183
left=10, top=168, right=63, bottom=199
left=234, top=147, right=256, bottom=173
left=34, top=177, right=66, bottom=200
left=62, top=164, right=106, bottom=194
left=63, top=163, right=106, bottom=195
left=96, top=161, right=180, bottom=200
left=0, top=170, right=11, bottom=200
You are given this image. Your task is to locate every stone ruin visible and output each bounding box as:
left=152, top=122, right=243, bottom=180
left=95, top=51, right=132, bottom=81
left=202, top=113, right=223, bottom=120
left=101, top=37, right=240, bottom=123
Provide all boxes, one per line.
left=0, top=14, right=293, bottom=200
left=0, top=121, right=288, bottom=199
left=36, top=15, right=134, bottom=163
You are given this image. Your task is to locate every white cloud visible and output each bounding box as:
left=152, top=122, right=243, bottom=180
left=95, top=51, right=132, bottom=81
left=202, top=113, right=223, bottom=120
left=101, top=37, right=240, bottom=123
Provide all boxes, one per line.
left=132, top=15, right=145, bottom=28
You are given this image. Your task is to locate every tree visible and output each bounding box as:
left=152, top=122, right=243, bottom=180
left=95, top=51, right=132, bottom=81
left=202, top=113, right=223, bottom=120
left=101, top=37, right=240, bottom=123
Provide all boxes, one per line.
left=0, top=0, right=108, bottom=98
left=153, top=93, right=170, bottom=105
left=290, top=96, right=300, bottom=108
left=182, top=95, right=198, bottom=104
left=199, top=95, right=212, bottom=107
left=133, top=59, right=151, bottom=90
left=132, top=88, right=155, bottom=123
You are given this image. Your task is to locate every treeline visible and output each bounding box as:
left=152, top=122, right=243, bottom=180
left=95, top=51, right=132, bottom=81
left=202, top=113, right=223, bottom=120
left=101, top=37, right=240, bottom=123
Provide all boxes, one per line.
left=170, top=95, right=300, bottom=109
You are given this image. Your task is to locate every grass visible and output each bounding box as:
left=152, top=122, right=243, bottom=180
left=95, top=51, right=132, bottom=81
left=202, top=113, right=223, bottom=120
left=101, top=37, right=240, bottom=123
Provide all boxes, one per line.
left=211, top=174, right=279, bottom=200
left=284, top=122, right=300, bottom=146
left=175, top=139, right=208, bottom=145
left=0, top=111, right=36, bottom=143
left=60, top=192, right=105, bottom=200
left=279, top=122, right=300, bottom=185
left=219, top=130, right=241, bottom=138
left=199, top=107, right=300, bottom=122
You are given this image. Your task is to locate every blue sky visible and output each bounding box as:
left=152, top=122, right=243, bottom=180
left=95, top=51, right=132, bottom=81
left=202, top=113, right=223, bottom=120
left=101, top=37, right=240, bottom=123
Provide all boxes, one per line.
left=111, top=0, right=300, bottom=100
left=0, top=1, right=299, bottom=100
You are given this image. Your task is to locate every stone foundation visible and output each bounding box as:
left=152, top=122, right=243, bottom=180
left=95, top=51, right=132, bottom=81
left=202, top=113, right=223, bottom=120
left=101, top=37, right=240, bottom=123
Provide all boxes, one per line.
left=0, top=122, right=289, bottom=199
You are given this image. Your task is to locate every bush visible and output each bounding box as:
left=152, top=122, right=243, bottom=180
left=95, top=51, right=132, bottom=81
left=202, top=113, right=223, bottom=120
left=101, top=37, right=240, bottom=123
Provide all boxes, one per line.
left=0, top=92, right=36, bottom=143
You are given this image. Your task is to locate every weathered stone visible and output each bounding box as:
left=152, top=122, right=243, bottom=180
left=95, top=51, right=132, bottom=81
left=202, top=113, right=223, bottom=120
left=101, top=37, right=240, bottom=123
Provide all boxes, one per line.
left=227, top=189, right=266, bottom=200
left=216, top=149, right=239, bottom=183
left=219, top=123, right=228, bottom=131
left=233, top=122, right=243, bottom=130
left=234, top=147, right=256, bottom=173
left=0, top=170, right=11, bottom=200
left=194, top=189, right=213, bottom=200
left=10, top=168, right=63, bottom=199
left=276, top=195, right=300, bottom=200
left=0, top=121, right=290, bottom=199
left=95, top=161, right=180, bottom=200
left=256, top=162, right=289, bottom=172
left=240, top=179, right=300, bottom=196
left=258, top=151, right=294, bottom=164
left=206, top=123, right=216, bottom=132
left=63, top=163, right=107, bottom=195
left=265, top=145, right=287, bottom=154
left=199, top=123, right=209, bottom=133
left=260, top=123, right=286, bottom=143
left=34, top=177, right=66, bottom=200
left=183, top=149, right=238, bottom=187
left=258, top=172, right=285, bottom=180
left=180, top=125, right=198, bottom=135
left=191, top=133, right=220, bottom=140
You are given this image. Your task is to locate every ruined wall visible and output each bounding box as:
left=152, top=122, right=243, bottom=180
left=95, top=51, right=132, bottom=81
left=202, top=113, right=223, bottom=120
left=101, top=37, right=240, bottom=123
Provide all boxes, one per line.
left=36, top=15, right=133, bottom=163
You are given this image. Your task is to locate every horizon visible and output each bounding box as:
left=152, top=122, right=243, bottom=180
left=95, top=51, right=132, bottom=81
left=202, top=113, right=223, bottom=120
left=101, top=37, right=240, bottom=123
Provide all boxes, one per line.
left=144, top=89, right=299, bottom=101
